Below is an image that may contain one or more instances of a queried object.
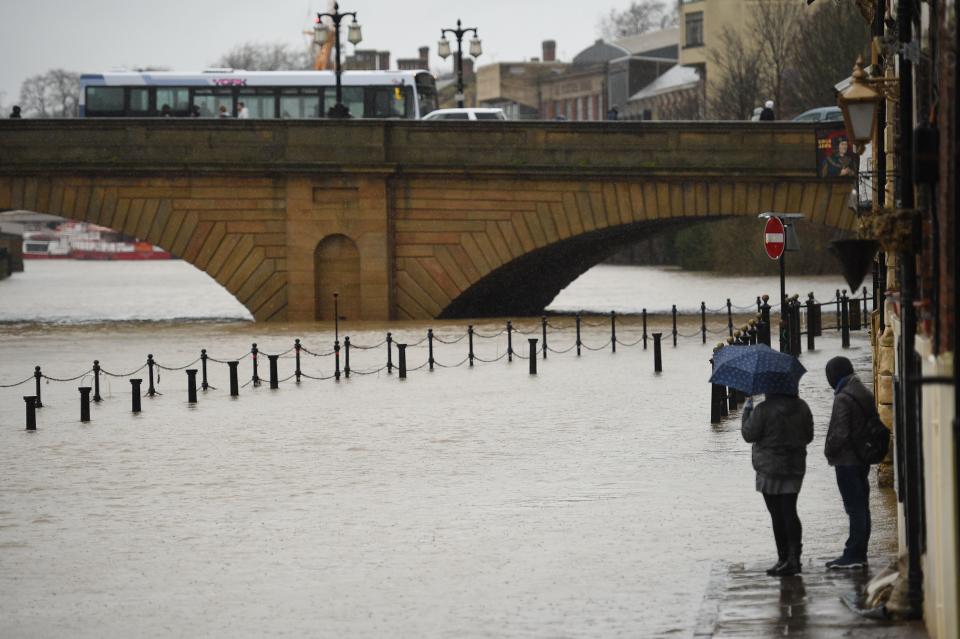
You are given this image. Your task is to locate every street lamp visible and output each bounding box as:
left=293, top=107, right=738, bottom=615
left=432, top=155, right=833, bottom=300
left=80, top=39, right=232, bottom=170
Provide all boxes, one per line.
left=316, top=2, right=362, bottom=119
left=837, top=56, right=897, bottom=152
left=438, top=19, right=482, bottom=108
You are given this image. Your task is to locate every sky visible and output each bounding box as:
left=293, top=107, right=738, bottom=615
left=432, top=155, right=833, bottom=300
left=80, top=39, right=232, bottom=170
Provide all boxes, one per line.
left=0, top=0, right=631, bottom=110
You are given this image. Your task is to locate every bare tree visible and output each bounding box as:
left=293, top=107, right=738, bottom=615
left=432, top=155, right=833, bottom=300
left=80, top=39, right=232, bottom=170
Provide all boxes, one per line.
left=749, top=0, right=804, bottom=117
left=708, top=27, right=763, bottom=120
left=599, top=1, right=678, bottom=39
left=215, top=42, right=312, bottom=71
left=18, top=69, right=80, bottom=118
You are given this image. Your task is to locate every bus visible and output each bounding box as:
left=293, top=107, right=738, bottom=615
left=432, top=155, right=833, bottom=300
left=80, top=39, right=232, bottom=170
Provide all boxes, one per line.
left=79, top=69, right=438, bottom=120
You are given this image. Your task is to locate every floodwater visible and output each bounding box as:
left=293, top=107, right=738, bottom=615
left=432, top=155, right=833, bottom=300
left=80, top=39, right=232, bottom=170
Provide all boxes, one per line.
left=0, top=261, right=892, bottom=638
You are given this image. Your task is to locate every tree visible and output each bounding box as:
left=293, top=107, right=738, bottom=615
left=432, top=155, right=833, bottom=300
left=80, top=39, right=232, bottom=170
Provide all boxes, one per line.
left=18, top=69, right=80, bottom=118
left=599, top=1, right=678, bottom=39
left=215, top=42, right=312, bottom=71
left=708, top=27, right=763, bottom=120
left=749, top=0, right=804, bottom=117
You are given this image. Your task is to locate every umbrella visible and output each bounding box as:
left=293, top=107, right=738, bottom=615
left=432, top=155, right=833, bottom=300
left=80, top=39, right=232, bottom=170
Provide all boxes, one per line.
left=709, top=344, right=806, bottom=396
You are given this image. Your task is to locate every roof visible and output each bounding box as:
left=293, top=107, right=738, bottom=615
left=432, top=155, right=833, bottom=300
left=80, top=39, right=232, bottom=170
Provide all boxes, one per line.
left=627, top=64, right=700, bottom=102
left=613, top=28, right=680, bottom=56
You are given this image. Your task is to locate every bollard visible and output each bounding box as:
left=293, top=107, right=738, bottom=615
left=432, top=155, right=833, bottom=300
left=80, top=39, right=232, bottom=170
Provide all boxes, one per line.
left=186, top=369, right=198, bottom=403
left=541, top=316, right=548, bottom=359
left=757, top=296, right=762, bottom=313
left=397, top=344, right=407, bottom=379
left=841, top=291, right=850, bottom=348
left=642, top=308, right=648, bottom=349
left=468, top=326, right=475, bottom=367
left=294, top=340, right=302, bottom=383
left=34, top=366, right=43, bottom=408
left=201, top=349, right=211, bottom=390
left=386, top=332, right=393, bottom=374
left=147, top=354, right=157, bottom=397
left=228, top=361, right=239, bottom=397
left=710, top=355, right=721, bottom=424
left=528, top=338, right=538, bottom=375
left=251, top=343, right=260, bottom=387
left=130, top=379, right=142, bottom=413
left=727, top=299, right=734, bottom=337
left=507, top=321, right=514, bottom=363
left=862, top=286, right=869, bottom=329
left=848, top=296, right=861, bottom=332
left=790, top=299, right=802, bottom=356
left=344, top=337, right=351, bottom=378
left=24, top=396, right=37, bottom=430
left=268, top=355, right=279, bottom=389
left=576, top=313, right=582, bottom=356
left=805, top=295, right=816, bottom=351
left=652, top=333, right=663, bottom=372
left=835, top=289, right=842, bottom=331
left=701, top=302, right=707, bottom=344
left=427, top=329, right=434, bottom=371
left=757, top=319, right=770, bottom=347
left=671, top=305, right=678, bottom=347
left=79, top=387, right=92, bottom=422
left=92, top=360, right=102, bottom=402
left=611, top=311, right=617, bottom=353
left=334, top=340, right=341, bottom=381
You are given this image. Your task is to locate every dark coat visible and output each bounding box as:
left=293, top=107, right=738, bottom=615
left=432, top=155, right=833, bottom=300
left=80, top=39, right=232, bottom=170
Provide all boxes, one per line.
left=741, top=394, right=814, bottom=479
left=759, top=107, right=775, bottom=121
left=824, top=375, right=875, bottom=466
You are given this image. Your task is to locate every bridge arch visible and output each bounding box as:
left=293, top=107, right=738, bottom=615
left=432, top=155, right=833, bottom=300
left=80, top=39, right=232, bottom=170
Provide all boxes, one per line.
left=314, top=234, right=360, bottom=321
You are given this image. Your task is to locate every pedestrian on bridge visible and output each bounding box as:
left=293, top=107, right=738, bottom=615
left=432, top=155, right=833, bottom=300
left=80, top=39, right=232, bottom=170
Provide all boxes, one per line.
left=759, top=100, right=775, bottom=121
left=8, top=105, right=21, bottom=119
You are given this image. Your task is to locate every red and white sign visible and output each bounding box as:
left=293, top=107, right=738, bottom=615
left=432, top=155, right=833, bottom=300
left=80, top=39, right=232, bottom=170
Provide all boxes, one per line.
left=764, top=217, right=786, bottom=260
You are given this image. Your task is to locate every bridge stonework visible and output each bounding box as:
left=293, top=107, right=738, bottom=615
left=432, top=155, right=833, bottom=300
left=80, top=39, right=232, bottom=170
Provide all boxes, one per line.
left=0, top=120, right=856, bottom=321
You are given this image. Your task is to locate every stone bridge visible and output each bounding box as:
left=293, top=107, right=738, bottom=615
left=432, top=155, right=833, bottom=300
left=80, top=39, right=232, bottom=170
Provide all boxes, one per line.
left=0, top=120, right=856, bottom=321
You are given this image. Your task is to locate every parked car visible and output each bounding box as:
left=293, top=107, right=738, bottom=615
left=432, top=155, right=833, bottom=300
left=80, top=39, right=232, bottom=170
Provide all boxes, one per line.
left=792, top=106, right=843, bottom=122
left=422, top=108, right=507, bottom=121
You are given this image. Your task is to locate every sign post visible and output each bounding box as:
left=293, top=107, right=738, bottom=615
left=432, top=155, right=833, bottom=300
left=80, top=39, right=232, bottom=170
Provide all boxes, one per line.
left=760, top=214, right=803, bottom=353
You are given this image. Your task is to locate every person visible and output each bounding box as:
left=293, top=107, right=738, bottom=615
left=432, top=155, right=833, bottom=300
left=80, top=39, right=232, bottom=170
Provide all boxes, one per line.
left=237, top=101, right=249, bottom=119
left=218, top=105, right=229, bottom=118
left=759, top=100, right=775, bottom=121
left=606, top=106, right=619, bottom=121
left=8, top=105, right=22, bottom=118
left=819, top=137, right=857, bottom=177
left=823, top=356, right=875, bottom=569
left=742, top=387, right=814, bottom=576
left=190, top=104, right=201, bottom=118
left=160, top=104, right=172, bottom=117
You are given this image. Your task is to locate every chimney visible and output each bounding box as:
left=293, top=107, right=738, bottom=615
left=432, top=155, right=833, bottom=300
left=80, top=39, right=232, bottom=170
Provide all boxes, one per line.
left=378, top=51, right=391, bottom=70
left=461, top=58, right=474, bottom=78
left=542, top=40, right=556, bottom=62
left=419, top=46, right=429, bottom=67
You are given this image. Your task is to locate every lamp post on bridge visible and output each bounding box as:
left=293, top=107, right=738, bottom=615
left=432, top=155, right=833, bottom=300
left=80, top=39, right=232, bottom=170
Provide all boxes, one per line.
left=315, top=2, right=363, bottom=119
left=438, top=20, right=482, bottom=108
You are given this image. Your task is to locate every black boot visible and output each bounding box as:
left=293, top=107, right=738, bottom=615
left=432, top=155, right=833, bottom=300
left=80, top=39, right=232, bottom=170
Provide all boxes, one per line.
left=766, top=529, right=788, bottom=575
left=773, top=544, right=802, bottom=577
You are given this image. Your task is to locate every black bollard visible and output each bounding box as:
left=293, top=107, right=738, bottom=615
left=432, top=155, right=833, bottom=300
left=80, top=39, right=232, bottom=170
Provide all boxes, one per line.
left=130, top=379, right=142, bottom=413
left=251, top=343, right=261, bottom=387
left=790, top=299, right=802, bottom=356
left=575, top=314, right=582, bottom=356
left=528, top=338, right=538, bottom=375
left=862, top=286, right=869, bottom=329
left=710, top=355, right=721, bottom=424
left=611, top=311, right=617, bottom=353
left=468, top=326, right=475, bottom=366
left=671, top=305, right=678, bottom=347
left=806, top=295, right=816, bottom=351
left=92, top=360, right=102, bottom=402
left=541, top=316, right=548, bottom=359
left=756, top=296, right=762, bottom=313
left=268, top=355, right=279, bottom=389
left=757, top=319, right=770, bottom=347
left=344, top=337, right=351, bottom=378
left=507, top=321, right=513, bottom=363
left=201, top=349, right=211, bottom=390
left=397, top=344, right=407, bottom=379
left=79, top=387, right=92, bottom=422
left=701, top=302, right=707, bottom=344
left=835, top=289, right=842, bottom=331
left=427, top=329, right=434, bottom=371
left=727, top=299, right=734, bottom=337
left=186, top=369, right=198, bottom=403
left=652, top=333, right=663, bottom=372
left=642, top=308, right=648, bottom=349
left=34, top=366, right=43, bottom=408
left=848, top=296, right=861, bottom=332
left=228, top=361, right=239, bottom=397
left=24, top=396, right=37, bottom=430
left=841, top=291, right=850, bottom=348
left=334, top=340, right=341, bottom=381
left=147, top=354, right=157, bottom=397
left=386, top=332, right=393, bottom=374
left=294, top=340, right=302, bottom=383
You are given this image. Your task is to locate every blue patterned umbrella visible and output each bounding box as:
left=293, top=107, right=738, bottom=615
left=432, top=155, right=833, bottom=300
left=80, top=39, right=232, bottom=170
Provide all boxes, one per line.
left=709, top=344, right=806, bottom=396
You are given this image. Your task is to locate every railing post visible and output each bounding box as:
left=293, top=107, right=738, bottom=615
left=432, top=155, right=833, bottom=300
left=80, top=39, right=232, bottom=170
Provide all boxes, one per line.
left=24, top=396, right=37, bottom=430
left=862, top=286, right=869, bottom=329
left=541, top=316, right=548, bottom=359
left=756, top=295, right=762, bottom=313
left=652, top=332, right=663, bottom=372
left=344, top=337, right=351, bottom=378
left=671, top=305, right=678, bottom=347
left=268, top=355, right=279, bottom=389
left=397, top=344, right=407, bottom=379
left=427, top=329, right=434, bottom=371
left=334, top=339, right=341, bottom=381
left=575, top=313, right=582, bottom=356
left=611, top=311, right=617, bottom=353
left=228, top=361, right=239, bottom=397
left=835, top=289, right=842, bottom=331
left=841, top=291, right=851, bottom=348
left=727, top=298, right=734, bottom=337
left=386, top=332, right=393, bottom=374
left=790, top=297, right=802, bottom=356
left=528, top=338, right=538, bottom=375
left=294, top=340, right=301, bottom=383
left=468, top=326, right=475, bottom=367
left=251, top=343, right=260, bottom=387
left=507, top=321, right=513, bottom=363
left=130, top=379, right=142, bottom=413
left=79, top=386, right=92, bottom=422
left=147, top=354, right=157, bottom=397
left=806, top=295, right=816, bottom=351
left=187, top=369, right=198, bottom=403
left=701, top=301, right=707, bottom=344
left=92, top=360, right=102, bottom=402
left=34, top=366, right=43, bottom=408
left=201, top=349, right=211, bottom=390
left=642, top=308, right=648, bottom=349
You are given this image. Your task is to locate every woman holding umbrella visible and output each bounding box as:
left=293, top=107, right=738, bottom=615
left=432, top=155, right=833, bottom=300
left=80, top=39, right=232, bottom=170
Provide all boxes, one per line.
left=711, top=344, right=813, bottom=576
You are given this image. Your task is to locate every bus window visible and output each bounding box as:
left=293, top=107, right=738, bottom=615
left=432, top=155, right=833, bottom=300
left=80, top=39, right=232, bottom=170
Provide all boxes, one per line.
left=128, top=88, right=150, bottom=115
left=239, top=89, right=276, bottom=118
left=322, top=87, right=363, bottom=118
left=415, top=72, right=439, bottom=118
left=280, top=88, right=321, bottom=118
left=370, top=86, right=409, bottom=118
left=86, top=87, right=124, bottom=115
left=156, top=88, right=190, bottom=116
left=194, top=89, right=234, bottom=118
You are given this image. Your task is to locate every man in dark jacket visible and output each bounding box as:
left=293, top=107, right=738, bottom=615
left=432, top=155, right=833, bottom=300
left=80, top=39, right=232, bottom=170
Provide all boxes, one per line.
left=742, top=392, right=814, bottom=576
left=824, top=356, right=875, bottom=569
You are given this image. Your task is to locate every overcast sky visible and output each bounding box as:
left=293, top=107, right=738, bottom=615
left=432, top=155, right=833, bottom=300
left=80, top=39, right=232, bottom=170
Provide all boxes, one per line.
left=0, top=0, right=633, bottom=110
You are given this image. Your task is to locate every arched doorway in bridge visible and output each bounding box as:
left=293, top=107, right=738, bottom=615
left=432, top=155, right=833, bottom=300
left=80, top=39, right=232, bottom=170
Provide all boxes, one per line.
left=314, top=234, right=360, bottom=321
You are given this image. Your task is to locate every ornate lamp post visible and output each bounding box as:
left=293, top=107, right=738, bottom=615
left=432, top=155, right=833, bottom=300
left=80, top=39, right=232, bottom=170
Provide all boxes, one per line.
left=438, top=20, right=482, bottom=108
left=315, top=2, right=362, bottom=118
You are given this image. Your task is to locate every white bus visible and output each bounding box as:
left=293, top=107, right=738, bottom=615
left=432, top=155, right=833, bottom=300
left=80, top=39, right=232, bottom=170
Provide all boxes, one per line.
left=79, top=69, right=438, bottom=120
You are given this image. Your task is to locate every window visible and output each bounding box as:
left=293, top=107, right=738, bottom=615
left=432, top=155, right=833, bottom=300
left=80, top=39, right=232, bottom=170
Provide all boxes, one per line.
left=156, top=88, right=190, bottom=116
left=475, top=112, right=505, bottom=120
left=128, top=88, right=150, bottom=115
left=280, top=88, right=321, bottom=118
left=439, top=113, right=470, bottom=120
left=685, top=11, right=704, bottom=47
left=193, top=89, right=233, bottom=118
left=370, top=86, right=409, bottom=118
left=86, top=87, right=124, bottom=114
left=239, top=89, right=276, bottom=118
left=321, top=87, right=364, bottom=118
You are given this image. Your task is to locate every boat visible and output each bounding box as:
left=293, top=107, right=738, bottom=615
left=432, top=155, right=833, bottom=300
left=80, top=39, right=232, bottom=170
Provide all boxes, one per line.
left=22, top=222, right=173, bottom=260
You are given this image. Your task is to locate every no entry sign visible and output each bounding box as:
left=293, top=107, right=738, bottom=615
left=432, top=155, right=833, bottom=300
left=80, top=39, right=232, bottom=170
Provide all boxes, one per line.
left=764, top=217, right=786, bottom=260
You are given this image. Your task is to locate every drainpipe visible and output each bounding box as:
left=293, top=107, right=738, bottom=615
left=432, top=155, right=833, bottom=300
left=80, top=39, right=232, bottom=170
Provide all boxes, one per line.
left=954, top=0, right=960, bottom=601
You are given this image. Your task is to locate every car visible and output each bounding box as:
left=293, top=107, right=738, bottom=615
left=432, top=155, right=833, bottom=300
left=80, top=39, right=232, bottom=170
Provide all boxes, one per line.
left=422, top=107, right=507, bottom=121
left=792, top=106, right=843, bottom=122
